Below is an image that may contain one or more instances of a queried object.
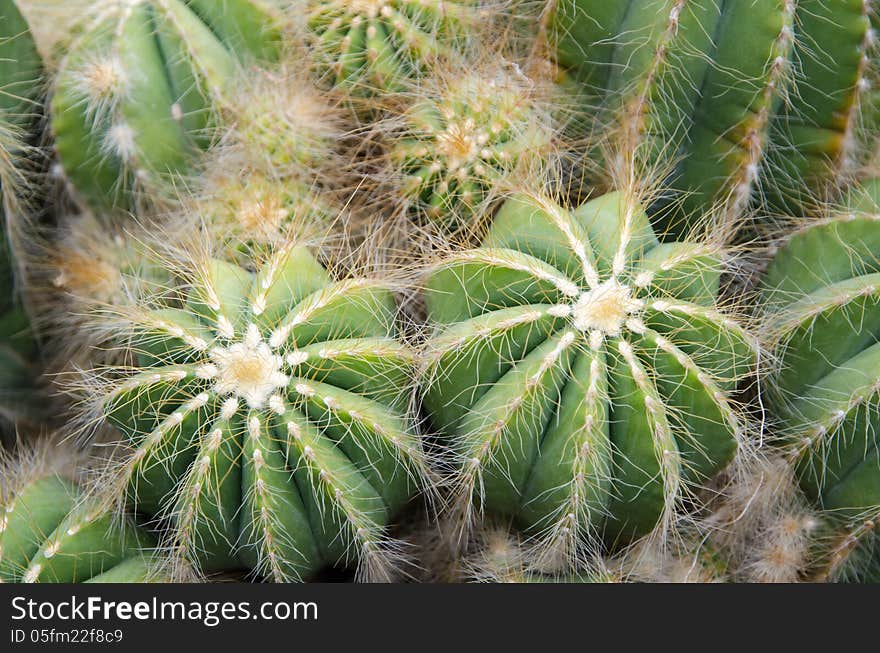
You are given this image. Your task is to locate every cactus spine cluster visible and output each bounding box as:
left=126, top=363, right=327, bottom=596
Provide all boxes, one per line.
left=306, top=0, right=479, bottom=93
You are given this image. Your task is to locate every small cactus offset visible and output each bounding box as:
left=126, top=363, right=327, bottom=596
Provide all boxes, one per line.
left=390, top=60, right=556, bottom=224
left=84, top=239, right=429, bottom=581
left=421, top=190, right=757, bottom=567
left=50, top=0, right=287, bottom=213
left=305, top=0, right=481, bottom=94
left=758, top=178, right=880, bottom=582
left=0, top=440, right=162, bottom=583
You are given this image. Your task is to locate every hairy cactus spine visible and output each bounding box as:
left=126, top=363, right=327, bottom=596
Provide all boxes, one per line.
left=305, top=0, right=481, bottom=94
left=547, top=0, right=877, bottom=232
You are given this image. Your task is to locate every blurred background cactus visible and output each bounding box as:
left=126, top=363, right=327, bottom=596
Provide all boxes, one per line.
left=49, top=0, right=287, bottom=213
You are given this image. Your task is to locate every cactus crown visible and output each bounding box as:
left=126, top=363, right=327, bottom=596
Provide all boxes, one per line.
left=86, top=240, right=429, bottom=581
left=392, top=62, right=555, bottom=223
left=422, top=190, right=757, bottom=566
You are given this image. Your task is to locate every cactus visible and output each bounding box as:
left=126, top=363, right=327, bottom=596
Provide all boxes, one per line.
left=82, top=240, right=429, bottom=581
left=390, top=61, right=556, bottom=224
left=187, top=66, right=344, bottom=254
left=0, top=0, right=45, bottom=444
left=758, top=178, right=880, bottom=582
left=50, top=0, right=287, bottom=213
left=421, top=190, right=757, bottom=567
left=305, top=0, right=481, bottom=94
left=546, top=0, right=877, bottom=234
left=0, top=440, right=162, bottom=583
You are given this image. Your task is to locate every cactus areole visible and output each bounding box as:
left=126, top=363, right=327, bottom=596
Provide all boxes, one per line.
left=104, top=246, right=425, bottom=581
left=50, top=0, right=285, bottom=212
left=423, top=192, right=755, bottom=549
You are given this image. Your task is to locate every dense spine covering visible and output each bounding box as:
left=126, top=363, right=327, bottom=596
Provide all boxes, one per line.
left=548, top=0, right=877, bottom=233
left=50, top=0, right=286, bottom=213
left=391, top=62, right=556, bottom=223
left=421, top=190, right=757, bottom=567
left=87, top=242, right=429, bottom=581
left=759, top=178, right=880, bottom=581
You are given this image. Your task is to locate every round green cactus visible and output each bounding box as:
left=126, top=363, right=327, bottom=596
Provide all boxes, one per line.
left=50, top=0, right=286, bottom=212
left=1, top=460, right=159, bottom=583
left=548, top=0, right=876, bottom=232
left=392, top=65, right=553, bottom=223
left=95, top=243, right=428, bottom=581
left=306, top=0, right=478, bottom=93
left=760, top=178, right=880, bottom=582
left=422, top=191, right=757, bottom=559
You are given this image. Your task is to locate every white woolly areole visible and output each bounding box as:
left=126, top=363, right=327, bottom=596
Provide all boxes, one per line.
left=571, top=278, right=642, bottom=336
left=209, top=327, right=288, bottom=409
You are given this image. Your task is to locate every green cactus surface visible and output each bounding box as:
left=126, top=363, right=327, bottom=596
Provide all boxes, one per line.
left=0, top=0, right=44, bottom=444
left=50, top=0, right=285, bottom=212
left=98, top=244, right=428, bottom=581
left=0, top=474, right=158, bottom=583
left=549, top=0, right=876, bottom=232
left=306, top=0, right=477, bottom=93
left=392, top=66, right=552, bottom=222
left=760, top=178, right=880, bottom=582
left=422, top=191, right=756, bottom=556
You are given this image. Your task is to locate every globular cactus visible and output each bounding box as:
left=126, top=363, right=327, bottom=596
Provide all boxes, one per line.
left=83, top=240, right=430, bottom=581
left=390, top=61, right=556, bottom=224
left=464, top=525, right=620, bottom=582
left=546, top=0, right=877, bottom=233
left=421, top=190, right=757, bottom=568
left=50, top=0, right=286, bottom=213
left=0, top=440, right=162, bottom=583
left=758, top=178, right=880, bottom=582
left=187, top=65, right=345, bottom=254
left=305, top=0, right=481, bottom=94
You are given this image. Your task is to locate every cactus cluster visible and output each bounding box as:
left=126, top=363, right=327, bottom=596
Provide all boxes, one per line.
left=756, top=179, right=880, bottom=581
left=4, top=0, right=880, bottom=585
